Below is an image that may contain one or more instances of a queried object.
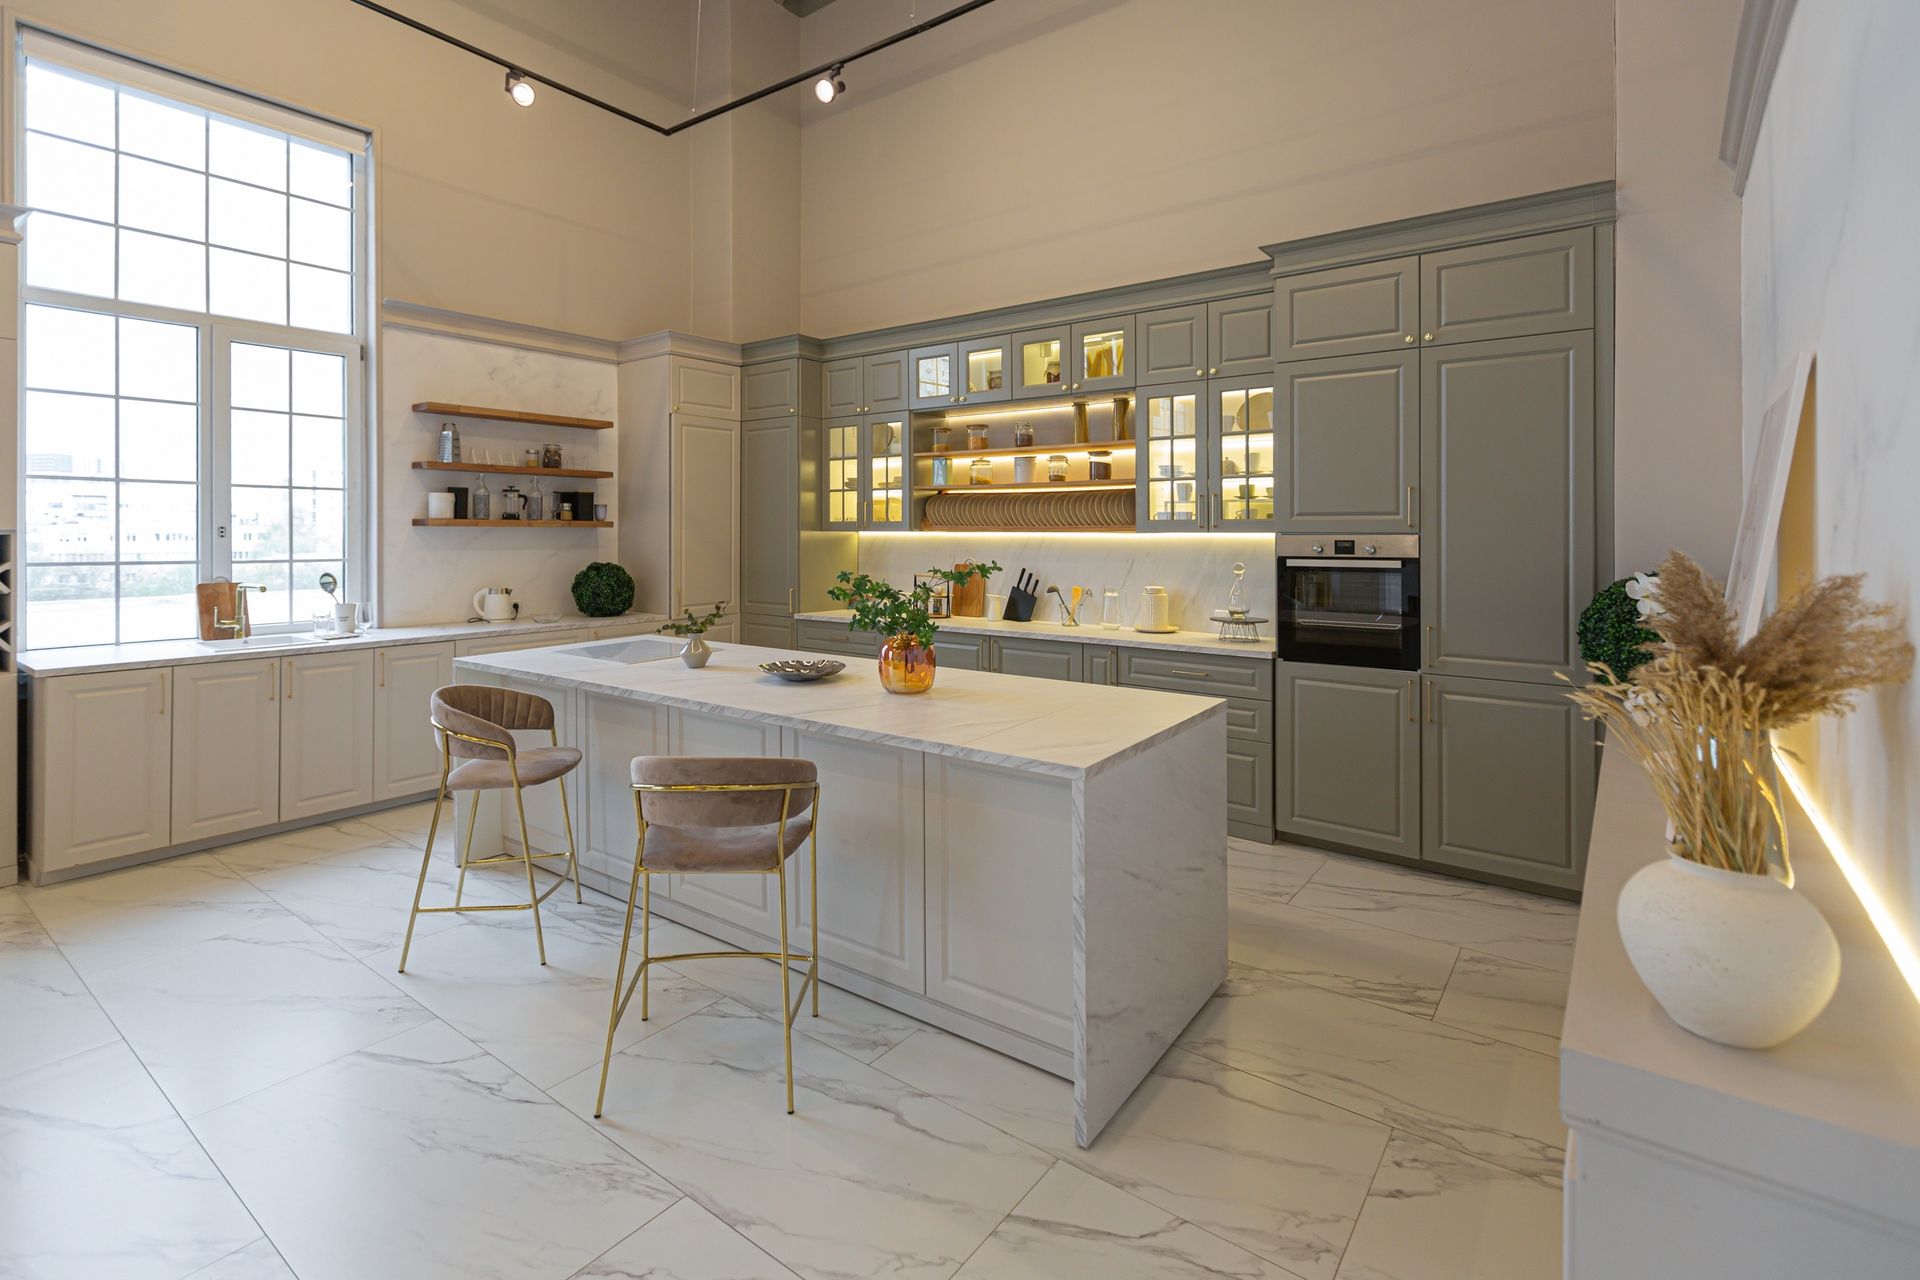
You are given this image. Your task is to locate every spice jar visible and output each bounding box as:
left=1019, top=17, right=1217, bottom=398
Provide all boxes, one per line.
left=541, top=443, right=563, bottom=469
left=1012, top=422, right=1034, bottom=447
left=932, top=425, right=953, bottom=453
left=966, top=424, right=990, bottom=451
left=1088, top=450, right=1113, bottom=480
left=969, top=457, right=994, bottom=485
left=1047, top=454, right=1070, bottom=482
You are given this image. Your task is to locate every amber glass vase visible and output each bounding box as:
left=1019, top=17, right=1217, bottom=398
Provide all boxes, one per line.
left=877, top=634, right=936, bottom=694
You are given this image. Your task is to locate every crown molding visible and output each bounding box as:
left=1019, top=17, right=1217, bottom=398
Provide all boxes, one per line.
left=379, top=300, right=618, bottom=362
left=740, top=334, right=829, bottom=364
left=1721, top=0, right=1799, bottom=195
left=1261, top=182, right=1617, bottom=276
left=614, top=330, right=747, bottom=365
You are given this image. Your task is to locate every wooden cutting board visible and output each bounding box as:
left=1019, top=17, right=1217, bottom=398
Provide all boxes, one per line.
left=196, top=581, right=243, bottom=640
left=951, top=563, right=986, bottom=617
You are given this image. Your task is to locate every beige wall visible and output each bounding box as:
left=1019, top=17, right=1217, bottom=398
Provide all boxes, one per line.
left=794, top=0, right=1617, bottom=337
left=1742, top=0, right=1920, bottom=960
left=1611, top=0, right=1745, bottom=579
left=12, top=0, right=694, bottom=340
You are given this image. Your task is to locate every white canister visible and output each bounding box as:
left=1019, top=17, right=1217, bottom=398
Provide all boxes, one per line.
left=426, top=492, right=455, bottom=520
left=1137, top=585, right=1172, bottom=632
left=332, top=602, right=361, bottom=636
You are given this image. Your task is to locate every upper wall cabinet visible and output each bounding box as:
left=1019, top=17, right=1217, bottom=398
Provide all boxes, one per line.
left=1276, top=350, right=1418, bottom=533
left=1139, top=296, right=1277, bottom=386
left=863, top=350, right=910, bottom=413
left=957, top=335, right=1012, bottom=404
left=910, top=343, right=956, bottom=410
left=1276, top=257, right=1418, bottom=361
left=1011, top=325, right=1071, bottom=398
left=1210, top=295, right=1276, bottom=378
left=824, top=358, right=865, bottom=416
left=822, top=417, right=862, bottom=530
left=742, top=358, right=817, bottom=420
left=1419, top=228, right=1595, bottom=346
left=823, top=351, right=909, bottom=415
left=1072, top=317, right=1134, bottom=393
left=1137, top=305, right=1208, bottom=386
left=670, top=356, right=740, bottom=417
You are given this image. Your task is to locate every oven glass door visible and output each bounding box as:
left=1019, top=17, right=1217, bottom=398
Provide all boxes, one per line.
left=1278, top=558, right=1419, bottom=669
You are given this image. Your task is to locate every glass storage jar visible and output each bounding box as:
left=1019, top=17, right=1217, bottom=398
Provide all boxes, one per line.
left=966, top=424, right=990, bottom=451
left=1012, top=422, right=1034, bottom=447
left=969, top=457, right=994, bottom=485
left=1088, top=450, right=1113, bottom=480
left=1047, top=454, right=1070, bottom=482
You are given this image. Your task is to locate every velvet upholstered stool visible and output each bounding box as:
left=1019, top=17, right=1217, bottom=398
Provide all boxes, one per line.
left=397, top=685, right=583, bottom=971
left=595, top=756, right=821, bottom=1117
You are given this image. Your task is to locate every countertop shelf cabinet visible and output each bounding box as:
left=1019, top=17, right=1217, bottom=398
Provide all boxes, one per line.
left=412, top=402, right=614, bottom=431
left=412, top=460, right=613, bottom=480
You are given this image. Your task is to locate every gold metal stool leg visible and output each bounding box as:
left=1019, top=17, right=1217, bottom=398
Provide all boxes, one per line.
left=595, top=813, right=649, bottom=1119
left=511, top=768, right=547, bottom=966
left=454, top=792, right=480, bottom=907
left=778, top=857, right=795, bottom=1115
left=397, top=771, right=450, bottom=973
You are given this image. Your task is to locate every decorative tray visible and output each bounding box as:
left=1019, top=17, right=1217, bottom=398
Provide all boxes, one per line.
left=758, top=659, right=846, bottom=682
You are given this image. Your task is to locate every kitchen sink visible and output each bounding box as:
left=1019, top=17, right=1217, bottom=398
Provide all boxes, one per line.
left=196, top=634, right=316, bottom=650
left=555, top=636, right=681, bottom=665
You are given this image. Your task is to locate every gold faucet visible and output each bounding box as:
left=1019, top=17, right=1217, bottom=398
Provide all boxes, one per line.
left=212, top=584, right=267, bottom=639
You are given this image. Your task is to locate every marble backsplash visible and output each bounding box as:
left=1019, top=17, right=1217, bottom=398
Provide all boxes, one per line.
left=377, top=327, right=619, bottom=625
left=855, top=532, right=1277, bottom=630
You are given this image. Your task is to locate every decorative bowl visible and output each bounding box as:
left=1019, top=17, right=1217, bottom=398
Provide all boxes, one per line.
left=758, top=659, right=845, bottom=683
left=531, top=614, right=562, bottom=623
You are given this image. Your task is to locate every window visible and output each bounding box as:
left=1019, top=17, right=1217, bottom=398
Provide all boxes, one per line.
left=18, top=32, right=366, bottom=647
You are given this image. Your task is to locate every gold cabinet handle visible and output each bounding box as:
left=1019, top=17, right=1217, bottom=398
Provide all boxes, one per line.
left=1423, top=332, right=1434, bottom=341
left=1406, top=678, right=1415, bottom=722
left=788, top=587, right=797, bottom=613
left=1403, top=334, right=1415, bottom=344
left=285, top=658, right=294, bottom=700
left=1168, top=667, right=1211, bottom=678
left=268, top=663, right=277, bottom=702
left=1424, top=679, right=1434, bottom=723
left=1194, top=368, right=1203, bottom=376
left=156, top=674, right=166, bottom=716
left=1406, top=485, right=1416, bottom=528
left=377, top=650, right=385, bottom=688
left=1424, top=624, right=1433, bottom=666
left=1209, top=366, right=1218, bottom=375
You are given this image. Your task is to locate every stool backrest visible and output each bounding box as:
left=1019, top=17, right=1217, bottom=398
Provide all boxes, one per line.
left=431, top=685, right=556, bottom=759
left=630, top=756, right=818, bottom=828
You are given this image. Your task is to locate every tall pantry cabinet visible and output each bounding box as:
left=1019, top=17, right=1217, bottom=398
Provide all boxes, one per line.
left=1269, top=210, right=1606, bottom=894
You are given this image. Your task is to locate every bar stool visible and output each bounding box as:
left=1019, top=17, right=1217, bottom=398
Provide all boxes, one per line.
left=398, top=685, right=582, bottom=971
left=595, top=756, right=820, bottom=1117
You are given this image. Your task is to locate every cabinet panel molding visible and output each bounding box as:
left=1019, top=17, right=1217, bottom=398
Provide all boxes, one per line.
left=280, top=650, right=376, bottom=821
left=171, top=659, right=280, bottom=844
left=1276, top=257, right=1418, bottom=360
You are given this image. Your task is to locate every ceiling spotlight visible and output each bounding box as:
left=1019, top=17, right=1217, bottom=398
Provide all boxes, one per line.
left=814, top=66, right=846, bottom=104
left=505, top=71, right=536, bottom=107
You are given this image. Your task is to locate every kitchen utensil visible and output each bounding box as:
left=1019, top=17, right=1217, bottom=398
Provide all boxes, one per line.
left=1005, top=569, right=1039, bottom=622
left=1226, top=562, right=1250, bottom=617
left=758, top=659, right=846, bottom=682
left=427, top=492, right=455, bottom=519
left=472, top=587, right=516, bottom=622
left=950, top=564, right=986, bottom=617
left=1136, top=585, right=1176, bottom=633
left=1049, top=585, right=1079, bottom=625
left=986, top=592, right=1007, bottom=619
left=332, top=602, right=362, bottom=636
left=195, top=580, right=242, bottom=641
left=437, top=421, right=461, bottom=463
left=1070, top=585, right=1085, bottom=622
left=318, top=571, right=339, bottom=602
left=1101, top=589, right=1123, bottom=630
left=500, top=485, right=525, bottom=519
left=1210, top=611, right=1269, bottom=643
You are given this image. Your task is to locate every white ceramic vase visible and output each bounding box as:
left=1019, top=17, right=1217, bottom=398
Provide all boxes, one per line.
left=1617, top=852, right=1840, bottom=1049
left=678, top=634, right=711, bottom=669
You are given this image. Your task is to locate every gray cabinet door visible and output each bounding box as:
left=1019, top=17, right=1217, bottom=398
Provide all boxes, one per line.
left=1209, top=372, right=1279, bottom=532
left=1226, top=737, right=1275, bottom=841
left=860, top=413, right=911, bottom=531
left=1083, top=645, right=1118, bottom=686
left=739, top=615, right=795, bottom=649
left=1419, top=228, right=1594, bottom=346
left=743, top=360, right=805, bottom=420
left=993, top=636, right=1083, bottom=682
left=823, top=358, right=864, bottom=416
left=1011, top=324, right=1072, bottom=399
left=1421, top=674, right=1594, bottom=891
left=956, top=335, right=1012, bottom=405
left=909, top=343, right=958, bottom=410
left=934, top=633, right=990, bottom=671
left=1275, top=257, right=1419, bottom=360
left=740, top=419, right=799, bottom=618
left=1134, top=380, right=1208, bottom=532
left=821, top=417, right=862, bottom=531
left=1208, top=294, right=1275, bottom=378
left=863, top=350, right=910, bottom=413
left=1136, top=304, right=1208, bottom=386
left=1422, top=333, right=1593, bottom=684
left=1071, top=317, right=1135, bottom=393
left=1275, top=661, right=1419, bottom=859
left=1276, top=351, right=1417, bottom=533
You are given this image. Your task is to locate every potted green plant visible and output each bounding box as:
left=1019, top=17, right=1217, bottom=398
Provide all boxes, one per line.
left=827, top=563, right=999, bottom=694
left=659, top=602, right=728, bottom=668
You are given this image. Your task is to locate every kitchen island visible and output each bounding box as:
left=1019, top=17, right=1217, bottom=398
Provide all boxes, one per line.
left=454, top=635, right=1228, bottom=1145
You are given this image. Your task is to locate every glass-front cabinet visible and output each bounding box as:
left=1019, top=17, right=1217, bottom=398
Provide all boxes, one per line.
left=1012, top=325, right=1070, bottom=398
left=1072, top=317, right=1134, bottom=393
left=958, top=335, right=1011, bottom=404
left=823, top=417, right=862, bottom=529
left=1136, top=381, right=1204, bottom=528
left=865, top=415, right=910, bottom=529
left=909, top=344, right=956, bottom=410
left=1211, top=375, right=1277, bottom=528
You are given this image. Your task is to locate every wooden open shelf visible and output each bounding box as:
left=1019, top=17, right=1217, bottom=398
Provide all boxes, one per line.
left=412, top=518, right=613, bottom=528
left=925, top=480, right=1135, bottom=494
left=929, top=440, right=1138, bottom=461
left=412, top=460, right=613, bottom=480
left=413, top=402, right=613, bottom=431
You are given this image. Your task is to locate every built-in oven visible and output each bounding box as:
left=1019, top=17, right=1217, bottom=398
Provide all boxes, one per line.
left=1276, top=535, right=1420, bottom=670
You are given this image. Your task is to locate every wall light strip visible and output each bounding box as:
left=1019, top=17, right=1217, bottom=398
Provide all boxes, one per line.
left=1776, top=750, right=1920, bottom=1007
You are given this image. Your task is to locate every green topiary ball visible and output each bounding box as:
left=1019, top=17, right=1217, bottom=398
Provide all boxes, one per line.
left=570, top=561, right=635, bottom=617
left=1579, top=575, right=1660, bottom=682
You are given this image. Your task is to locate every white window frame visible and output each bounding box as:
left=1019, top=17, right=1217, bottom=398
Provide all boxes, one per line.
left=14, top=26, right=372, bottom=647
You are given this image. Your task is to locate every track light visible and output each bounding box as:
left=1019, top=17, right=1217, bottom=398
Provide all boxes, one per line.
left=814, top=65, right=846, bottom=104
left=505, top=70, right=536, bottom=107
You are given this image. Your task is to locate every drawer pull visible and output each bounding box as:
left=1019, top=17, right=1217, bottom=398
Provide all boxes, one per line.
left=1406, top=678, right=1414, bottom=722
left=285, top=659, right=294, bottom=700
left=156, top=675, right=166, bottom=716
left=1168, top=667, right=1211, bottom=678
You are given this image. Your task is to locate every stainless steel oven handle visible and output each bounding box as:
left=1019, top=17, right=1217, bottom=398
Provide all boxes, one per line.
left=1290, top=617, right=1405, bottom=632
left=1282, top=559, right=1404, bottom=569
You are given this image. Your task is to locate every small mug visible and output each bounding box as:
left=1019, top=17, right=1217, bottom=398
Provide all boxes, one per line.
left=593, top=503, right=609, bottom=521
left=426, top=492, right=455, bottom=520
left=986, top=592, right=1007, bottom=619
left=333, top=602, right=361, bottom=636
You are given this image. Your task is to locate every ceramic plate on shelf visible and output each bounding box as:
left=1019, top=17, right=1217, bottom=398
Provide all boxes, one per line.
left=758, top=659, right=846, bottom=682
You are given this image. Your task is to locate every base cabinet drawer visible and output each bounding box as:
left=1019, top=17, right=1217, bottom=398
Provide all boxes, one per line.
left=738, top=614, right=795, bottom=649
left=1118, top=649, right=1272, bottom=700
left=795, top=620, right=879, bottom=659
left=934, top=634, right=990, bottom=671
left=1275, top=662, right=1420, bottom=860
left=991, top=636, right=1081, bottom=682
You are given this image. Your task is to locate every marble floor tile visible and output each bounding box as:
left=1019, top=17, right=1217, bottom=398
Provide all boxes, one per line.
left=0, top=890, right=121, bottom=1081
left=19, top=854, right=291, bottom=977
left=662, top=950, right=925, bottom=1063
left=1432, top=951, right=1569, bottom=1058
left=376, top=909, right=724, bottom=1089
left=580, top=1197, right=802, bottom=1280
left=1230, top=897, right=1461, bottom=1016
left=954, top=1162, right=1302, bottom=1280
left=87, top=913, right=434, bottom=1118
left=1334, top=1132, right=1561, bottom=1280
left=1228, top=838, right=1328, bottom=906
left=189, top=1019, right=679, bottom=1280
left=182, top=1238, right=297, bottom=1279
left=1289, top=858, right=1580, bottom=972
left=875, top=1029, right=1386, bottom=1280
left=551, top=1000, right=1053, bottom=1280
left=212, top=815, right=413, bottom=877
left=357, top=800, right=442, bottom=847
left=1180, top=965, right=1565, bottom=1183
left=0, top=1041, right=261, bottom=1280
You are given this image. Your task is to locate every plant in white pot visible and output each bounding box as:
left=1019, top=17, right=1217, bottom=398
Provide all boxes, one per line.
left=1568, top=552, right=1912, bottom=1049
left=659, top=602, right=727, bottom=668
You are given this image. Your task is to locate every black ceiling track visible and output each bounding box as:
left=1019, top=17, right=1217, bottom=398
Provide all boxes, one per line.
left=344, top=0, right=1000, bottom=137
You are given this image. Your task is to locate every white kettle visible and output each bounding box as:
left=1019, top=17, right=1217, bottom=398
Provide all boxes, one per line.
left=473, top=587, right=517, bottom=622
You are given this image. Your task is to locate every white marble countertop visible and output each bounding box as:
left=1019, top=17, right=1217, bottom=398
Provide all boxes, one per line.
left=795, top=610, right=1277, bottom=659
left=457, top=635, right=1226, bottom=779
left=1560, top=749, right=1920, bottom=1233
left=18, top=614, right=666, bottom=677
